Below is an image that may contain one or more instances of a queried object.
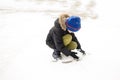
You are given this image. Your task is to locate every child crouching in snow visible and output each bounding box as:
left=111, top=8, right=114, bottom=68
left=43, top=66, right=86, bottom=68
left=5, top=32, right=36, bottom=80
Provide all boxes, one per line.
left=46, top=14, right=85, bottom=61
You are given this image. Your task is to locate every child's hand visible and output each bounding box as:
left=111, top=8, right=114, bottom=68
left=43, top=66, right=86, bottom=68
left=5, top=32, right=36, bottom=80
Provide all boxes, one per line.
left=77, top=49, right=86, bottom=55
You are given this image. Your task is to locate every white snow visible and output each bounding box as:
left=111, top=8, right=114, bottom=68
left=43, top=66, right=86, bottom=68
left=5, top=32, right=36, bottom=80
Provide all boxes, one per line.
left=0, top=0, right=120, bottom=80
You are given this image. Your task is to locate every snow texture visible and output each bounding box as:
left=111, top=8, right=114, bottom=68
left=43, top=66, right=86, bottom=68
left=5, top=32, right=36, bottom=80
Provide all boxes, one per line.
left=0, top=0, right=120, bottom=80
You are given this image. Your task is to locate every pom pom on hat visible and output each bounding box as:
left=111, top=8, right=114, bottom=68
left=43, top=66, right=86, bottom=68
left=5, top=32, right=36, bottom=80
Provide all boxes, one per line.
left=65, top=16, right=81, bottom=32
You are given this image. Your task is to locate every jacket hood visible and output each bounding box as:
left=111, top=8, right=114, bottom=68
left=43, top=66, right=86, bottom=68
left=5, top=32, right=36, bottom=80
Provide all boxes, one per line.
left=58, top=14, right=70, bottom=31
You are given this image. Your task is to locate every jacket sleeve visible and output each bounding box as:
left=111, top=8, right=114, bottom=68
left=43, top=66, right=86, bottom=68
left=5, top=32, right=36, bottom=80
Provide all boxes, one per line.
left=71, top=33, right=81, bottom=49
left=52, top=30, right=72, bottom=56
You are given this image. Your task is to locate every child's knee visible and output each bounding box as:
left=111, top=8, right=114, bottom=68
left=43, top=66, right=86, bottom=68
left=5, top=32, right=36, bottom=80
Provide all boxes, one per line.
left=62, top=34, right=72, bottom=46
left=67, top=41, right=78, bottom=50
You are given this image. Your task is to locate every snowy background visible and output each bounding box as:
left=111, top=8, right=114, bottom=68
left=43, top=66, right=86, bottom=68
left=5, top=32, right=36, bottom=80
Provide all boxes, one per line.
left=0, top=0, right=120, bottom=80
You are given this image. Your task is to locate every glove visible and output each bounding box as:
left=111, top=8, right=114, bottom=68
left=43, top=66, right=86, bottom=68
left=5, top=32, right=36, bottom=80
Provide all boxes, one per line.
left=77, top=49, right=86, bottom=55
left=70, top=52, right=79, bottom=60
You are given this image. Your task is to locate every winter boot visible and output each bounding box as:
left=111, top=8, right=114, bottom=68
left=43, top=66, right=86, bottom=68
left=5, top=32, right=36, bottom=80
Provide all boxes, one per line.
left=52, top=50, right=62, bottom=60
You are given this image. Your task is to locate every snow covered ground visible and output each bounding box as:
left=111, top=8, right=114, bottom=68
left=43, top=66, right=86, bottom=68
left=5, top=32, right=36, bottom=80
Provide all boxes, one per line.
left=0, top=0, right=120, bottom=80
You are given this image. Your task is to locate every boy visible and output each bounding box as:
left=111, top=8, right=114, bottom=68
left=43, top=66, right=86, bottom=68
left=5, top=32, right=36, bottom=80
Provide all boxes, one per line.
left=46, top=14, right=85, bottom=61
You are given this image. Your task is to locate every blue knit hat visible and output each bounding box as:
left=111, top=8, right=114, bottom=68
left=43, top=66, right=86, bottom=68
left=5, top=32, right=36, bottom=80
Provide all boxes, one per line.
left=65, top=16, right=81, bottom=32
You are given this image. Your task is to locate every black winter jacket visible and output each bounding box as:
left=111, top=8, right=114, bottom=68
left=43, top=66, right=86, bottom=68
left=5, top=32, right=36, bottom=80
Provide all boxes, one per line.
left=46, top=19, right=81, bottom=56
